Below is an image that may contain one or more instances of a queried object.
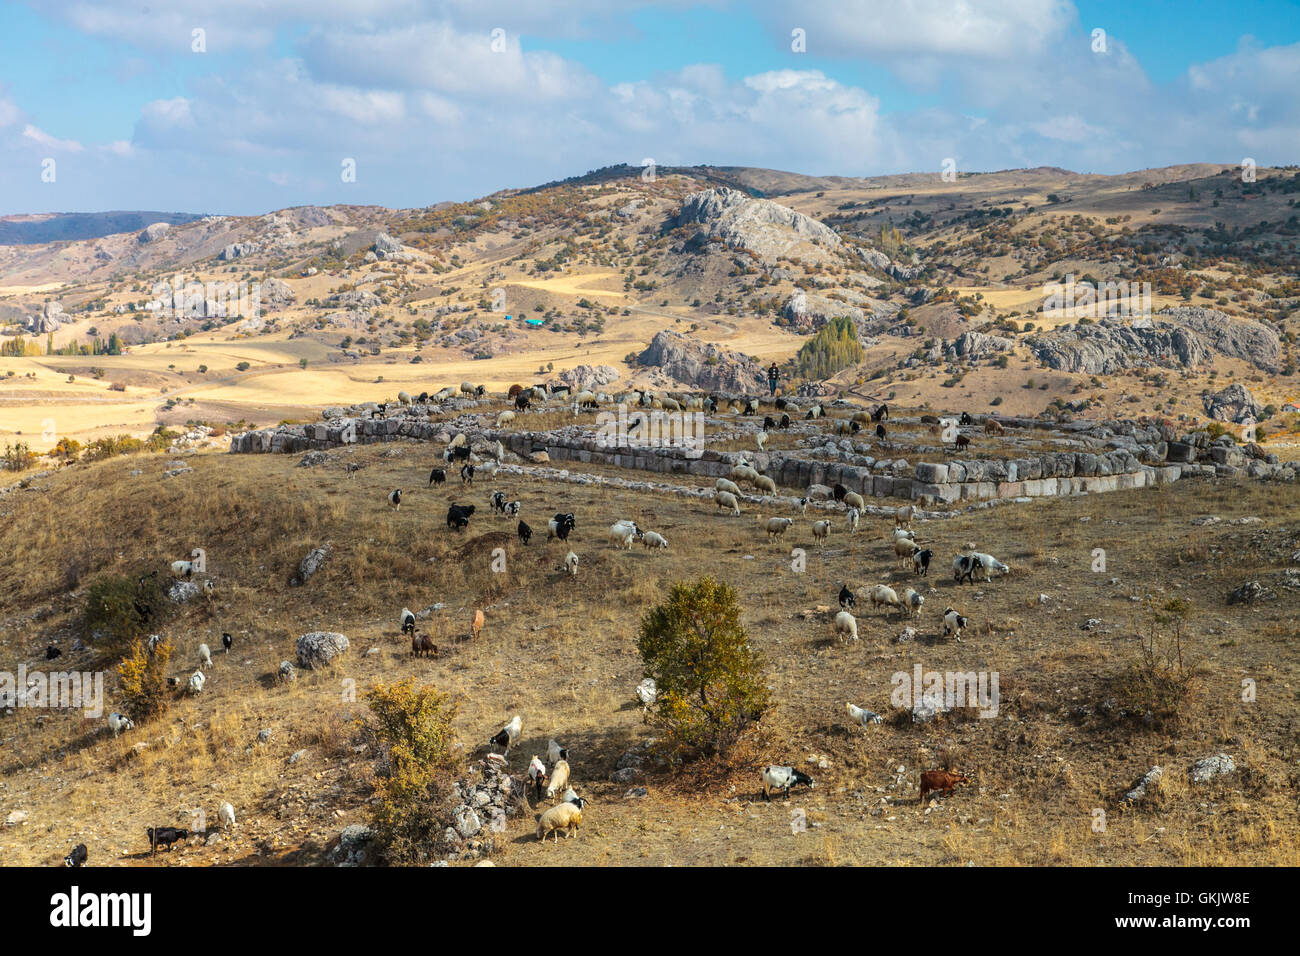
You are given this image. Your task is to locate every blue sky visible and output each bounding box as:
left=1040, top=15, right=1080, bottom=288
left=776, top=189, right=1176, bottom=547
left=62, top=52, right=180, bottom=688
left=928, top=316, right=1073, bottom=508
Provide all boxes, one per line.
left=0, top=0, right=1297, bottom=215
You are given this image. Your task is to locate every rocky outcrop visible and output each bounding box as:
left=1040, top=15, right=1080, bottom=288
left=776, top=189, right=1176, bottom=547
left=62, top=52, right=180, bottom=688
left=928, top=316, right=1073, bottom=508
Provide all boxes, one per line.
left=260, top=277, right=295, bottom=309
left=137, top=222, right=171, bottom=243
left=1028, top=309, right=1280, bottom=375
left=636, top=330, right=765, bottom=392
left=558, top=364, right=620, bottom=390
left=946, top=330, right=1013, bottom=361
left=670, top=187, right=841, bottom=261
left=1203, top=384, right=1262, bottom=423
left=328, top=289, right=382, bottom=309
left=373, top=232, right=413, bottom=262
left=296, top=631, right=349, bottom=669
left=26, top=301, right=65, bottom=334
left=219, top=242, right=259, bottom=261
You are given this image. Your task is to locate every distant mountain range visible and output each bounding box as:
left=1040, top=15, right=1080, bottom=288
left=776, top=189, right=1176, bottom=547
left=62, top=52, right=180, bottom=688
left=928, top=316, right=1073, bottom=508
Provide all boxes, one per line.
left=0, top=211, right=206, bottom=246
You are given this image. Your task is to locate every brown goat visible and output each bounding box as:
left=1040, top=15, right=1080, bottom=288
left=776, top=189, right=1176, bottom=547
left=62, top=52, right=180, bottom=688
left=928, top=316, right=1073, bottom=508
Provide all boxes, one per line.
left=920, top=769, right=970, bottom=803
left=954, top=434, right=971, bottom=451
left=411, top=631, right=438, bottom=658
left=985, top=419, right=1005, bottom=435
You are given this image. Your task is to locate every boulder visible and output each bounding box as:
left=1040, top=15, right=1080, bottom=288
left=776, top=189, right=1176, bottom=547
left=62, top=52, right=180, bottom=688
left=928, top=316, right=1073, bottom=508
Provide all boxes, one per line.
left=1202, top=384, right=1262, bottom=424
left=296, top=631, right=349, bottom=669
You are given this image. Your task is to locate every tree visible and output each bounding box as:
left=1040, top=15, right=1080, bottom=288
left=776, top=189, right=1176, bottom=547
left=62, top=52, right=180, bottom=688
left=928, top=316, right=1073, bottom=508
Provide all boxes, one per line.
left=637, top=577, right=770, bottom=759
left=362, top=679, right=462, bottom=864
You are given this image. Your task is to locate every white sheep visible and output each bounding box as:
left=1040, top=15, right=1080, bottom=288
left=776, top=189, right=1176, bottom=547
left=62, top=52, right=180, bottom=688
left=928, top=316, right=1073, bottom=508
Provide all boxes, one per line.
left=564, top=551, right=579, bottom=577
left=812, top=519, right=831, bottom=545
left=730, top=464, right=760, bottom=485
left=715, top=477, right=741, bottom=496
left=108, top=712, right=135, bottom=737
left=170, top=560, right=195, bottom=579
left=608, top=521, right=639, bottom=550
left=641, top=531, right=669, bottom=550
left=846, top=507, right=860, bottom=533
left=218, top=802, right=236, bottom=829
left=895, top=504, right=915, bottom=529
left=187, top=670, right=205, bottom=695
left=832, top=610, right=859, bottom=643
left=545, top=759, right=571, bottom=799
left=765, top=517, right=794, bottom=539
left=753, top=474, right=777, bottom=495
left=536, top=799, right=585, bottom=842
left=496, top=410, right=516, bottom=427
left=715, top=490, right=741, bottom=516
left=842, top=491, right=865, bottom=512
left=869, top=584, right=902, bottom=615
left=894, top=535, right=919, bottom=568
left=901, top=587, right=924, bottom=620
left=756, top=430, right=768, bottom=451
left=943, top=607, right=968, bottom=641
left=198, top=643, right=213, bottom=669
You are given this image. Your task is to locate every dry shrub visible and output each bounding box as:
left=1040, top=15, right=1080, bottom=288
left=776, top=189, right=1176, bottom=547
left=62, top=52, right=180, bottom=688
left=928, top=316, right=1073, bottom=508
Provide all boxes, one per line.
left=114, top=637, right=173, bottom=723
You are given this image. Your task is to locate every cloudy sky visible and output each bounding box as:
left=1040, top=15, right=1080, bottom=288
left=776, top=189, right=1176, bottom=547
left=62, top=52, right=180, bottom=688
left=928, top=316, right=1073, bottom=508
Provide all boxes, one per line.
left=0, top=0, right=1297, bottom=215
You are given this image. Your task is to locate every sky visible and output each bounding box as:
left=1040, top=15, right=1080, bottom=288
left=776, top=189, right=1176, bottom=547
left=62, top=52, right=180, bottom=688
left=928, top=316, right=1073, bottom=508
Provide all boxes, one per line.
left=0, top=0, right=1297, bottom=215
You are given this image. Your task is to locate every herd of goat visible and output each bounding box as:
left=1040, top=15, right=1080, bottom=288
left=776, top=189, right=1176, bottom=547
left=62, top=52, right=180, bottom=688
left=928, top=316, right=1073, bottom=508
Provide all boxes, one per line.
left=59, top=384, right=1018, bottom=861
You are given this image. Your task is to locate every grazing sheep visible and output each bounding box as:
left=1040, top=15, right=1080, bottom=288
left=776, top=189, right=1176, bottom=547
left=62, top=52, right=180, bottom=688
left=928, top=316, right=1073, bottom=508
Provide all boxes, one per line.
left=496, top=410, right=516, bottom=427
left=459, top=381, right=477, bottom=396
left=846, top=702, right=883, bottom=728
left=851, top=410, right=871, bottom=425
left=218, top=802, right=236, bottom=829
left=400, top=608, right=416, bottom=636
left=942, top=607, right=969, bottom=642
left=832, top=610, right=859, bottom=643
left=715, top=477, right=742, bottom=496
left=546, top=759, right=571, bottom=799
left=198, top=643, right=213, bottom=669
left=536, top=799, right=586, bottom=842
left=812, top=519, right=831, bottom=545
left=636, top=677, right=656, bottom=710
left=953, top=552, right=1009, bottom=584
left=730, top=464, right=760, bottom=485
left=489, top=715, right=522, bottom=757
left=765, top=516, right=794, bottom=539
left=529, top=756, right=548, bottom=801
left=428, top=467, right=446, bottom=486
left=920, top=770, right=971, bottom=802
left=756, top=430, right=768, bottom=451
left=894, top=535, right=919, bottom=568
left=834, top=419, right=860, bottom=436
left=64, top=844, right=88, bottom=867
left=518, top=520, right=533, bottom=544
left=901, top=587, right=924, bottom=620
left=842, top=491, right=865, bottom=512
left=108, top=712, right=135, bottom=737
left=170, top=560, right=195, bottom=579
left=761, top=766, right=814, bottom=801
left=548, top=739, right=569, bottom=764
left=715, top=490, right=741, bottom=516
left=397, top=391, right=412, bottom=406
left=895, top=504, right=915, bottom=529
left=985, top=419, right=1004, bottom=435
left=187, top=671, right=205, bottom=695
left=641, top=531, right=669, bottom=550
left=753, top=474, right=777, bottom=495
left=838, top=584, right=856, bottom=610
left=846, top=507, right=860, bottom=533
left=564, top=551, right=579, bottom=577
left=412, top=630, right=437, bottom=657
left=608, top=521, right=641, bottom=550
left=912, top=548, right=934, bottom=576
left=447, top=503, right=476, bottom=530
left=869, top=584, right=902, bottom=615
left=387, top=489, right=402, bottom=511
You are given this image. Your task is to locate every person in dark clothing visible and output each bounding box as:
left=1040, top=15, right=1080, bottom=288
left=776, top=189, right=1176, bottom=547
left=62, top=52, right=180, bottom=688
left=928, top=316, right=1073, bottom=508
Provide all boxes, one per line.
left=767, top=363, right=780, bottom=396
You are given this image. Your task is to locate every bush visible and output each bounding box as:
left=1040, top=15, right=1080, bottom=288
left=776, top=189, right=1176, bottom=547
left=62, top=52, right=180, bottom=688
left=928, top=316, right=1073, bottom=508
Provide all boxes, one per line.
left=84, top=571, right=169, bottom=657
left=236, top=361, right=250, bottom=372
left=115, top=637, right=174, bottom=722
left=637, top=576, right=770, bottom=759
left=362, top=679, right=462, bottom=865
left=2, top=442, right=36, bottom=472
left=52, top=437, right=81, bottom=458
left=1116, top=598, right=1199, bottom=730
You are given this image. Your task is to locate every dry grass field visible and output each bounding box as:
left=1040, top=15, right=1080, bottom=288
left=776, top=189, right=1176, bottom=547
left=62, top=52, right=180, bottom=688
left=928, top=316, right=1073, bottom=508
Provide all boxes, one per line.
left=1, top=442, right=1297, bottom=866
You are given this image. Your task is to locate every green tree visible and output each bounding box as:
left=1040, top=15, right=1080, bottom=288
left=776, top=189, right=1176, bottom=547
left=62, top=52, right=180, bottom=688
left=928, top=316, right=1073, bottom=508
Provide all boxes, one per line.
left=637, top=576, right=769, bottom=759
left=792, top=315, right=864, bottom=380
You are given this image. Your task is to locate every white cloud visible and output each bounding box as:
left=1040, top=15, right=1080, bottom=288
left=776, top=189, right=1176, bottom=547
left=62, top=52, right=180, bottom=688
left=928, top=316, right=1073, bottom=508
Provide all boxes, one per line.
left=21, top=124, right=84, bottom=152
